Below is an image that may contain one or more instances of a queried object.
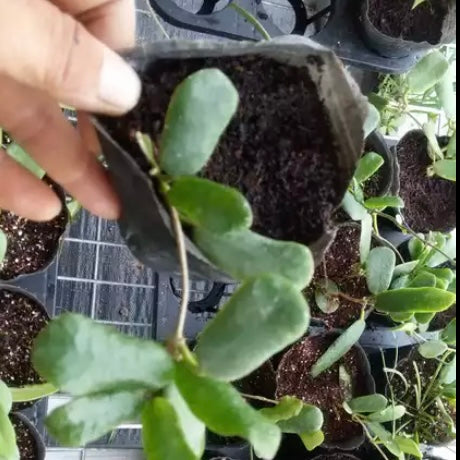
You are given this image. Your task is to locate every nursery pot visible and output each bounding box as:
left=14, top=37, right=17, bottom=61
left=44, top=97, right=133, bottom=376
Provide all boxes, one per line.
left=94, top=37, right=367, bottom=280
left=0, top=179, right=69, bottom=282
left=0, top=285, right=50, bottom=409
left=312, top=454, right=361, bottom=460
left=10, top=413, right=46, bottom=460
left=276, top=333, right=376, bottom=451
left=360, top=0, right=457, bottom=58
left=397, top=130, right=456, bottom=234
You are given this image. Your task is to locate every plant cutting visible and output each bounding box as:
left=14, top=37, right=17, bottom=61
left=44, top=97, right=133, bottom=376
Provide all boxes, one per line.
left=93, top=38, right=367, bottom=278
left=361, top=0, right=456, bottom=58
left=30, top=68, right=328, bottom=460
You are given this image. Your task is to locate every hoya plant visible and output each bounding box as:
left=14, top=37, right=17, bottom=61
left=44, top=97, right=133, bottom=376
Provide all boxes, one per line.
left=0, top=380, right=56, bottom=460
left=31, top=69, right=325, bottom=459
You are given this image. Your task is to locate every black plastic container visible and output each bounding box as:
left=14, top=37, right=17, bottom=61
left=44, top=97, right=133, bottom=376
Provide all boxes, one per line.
left=361, top=0, right=457, bottom=58
left=10, top=413, right=46, bottom=460
left=95, top=37, right=367, bottom=280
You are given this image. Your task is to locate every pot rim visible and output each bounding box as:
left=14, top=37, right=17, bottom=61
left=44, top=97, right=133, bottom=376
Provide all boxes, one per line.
left=10, top=412, right=46, bottom=460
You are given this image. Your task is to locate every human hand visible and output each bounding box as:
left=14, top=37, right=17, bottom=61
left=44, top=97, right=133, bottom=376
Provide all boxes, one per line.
left=0, top=0, right=141, bottom=221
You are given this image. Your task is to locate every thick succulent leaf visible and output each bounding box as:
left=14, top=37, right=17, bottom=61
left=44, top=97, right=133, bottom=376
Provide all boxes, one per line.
left=409, top=272, right=437, bottom=288
left=415, top=312, right=436, bottom=324
left=360, top=214, right=373, bottom=265
left=10, top=383, right=57, bottom=403
left=46, top=390, right=147, bottom=447
left=409, top=236, right=426, bottom=260
left=167, top=177, right=252, bottom=233
left=0, top=230, right=6, bottom=265
left=164, top=385, right=205, bottom=458
left=0, top=410, right=19, bottom=460
left=142, top=398, right=198, bottom=460
left=311, top=318, right=366, bottom=378
left=418, top=340, right=448, bottom=359
left=175, top=363, right=281, bottom=460
left=407, top=51, right=450, bottom=93
left=300, top=431, right=325, bottom=451
left=440, top=355, right=457, bottom=385
left=367, top=405, right=406, bottom=423
left=196, top=275, right=310, bottom=381
left=355, top=152, right=384, bottom=184
left=435, top=67, right=457, bottom=120
left=194, top=228, right=314, bottom=290
left=160, top=69, right=239, bottom=176
left=259, top=397, right=303, bottom=423
left=447, top=132, right=456, bottom=158
left=368, top=422, right=402, bottom=457
left=366, top=247, right=396, bottom=295
left=422, top=268, right=455, bottom=284
left=6, top=143, right=45, bottom=179
left=391, top=275, right=411, bottom=290
left=0, top=381, right=12, bottom=415
left=277, top=405, right=324, bottom=434
left=364, top=103, right=381, bottom=139
left=347, top=394, right=388, bottom=413
left=395, top=436, right=422, bottom=459
left=315, top=280, right=340, bottom=314
left=391, top=312, right=414, bottom=323
left=393, top=262, right=418, bottom=278
left=431, top=159, right=456, bottom=182
left=442, top=319, right=456, bottom=346
left=428, top=233, right=457, bottom=267
left=342, top=191, right=368, bottom=221
left=375, top=288, right=456, bottom=313
left=33, top=314, right=174, bottom=395
left=364, top=196, right=404, bottom=211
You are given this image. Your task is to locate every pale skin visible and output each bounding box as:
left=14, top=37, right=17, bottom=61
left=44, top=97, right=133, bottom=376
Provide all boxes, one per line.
left=0, top=0, right=142, bottom=221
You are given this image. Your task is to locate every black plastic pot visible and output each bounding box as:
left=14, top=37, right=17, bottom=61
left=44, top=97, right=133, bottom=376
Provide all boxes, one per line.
left=312, top=454, right=361, bottom=460
left=276, top=333, right=376, bottom=451
left=0, top=179, right=69, bottom=282
left=10, top=413, right=46, bottom=460
left=94, top=37, right=367, bottom=280
left=360, top=0, right=457, bottom=59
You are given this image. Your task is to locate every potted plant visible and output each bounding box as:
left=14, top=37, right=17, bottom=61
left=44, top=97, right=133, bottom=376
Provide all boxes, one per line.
left=93, top=37, right=367, bottom=279
left=0, top=142, right=68, bottom=281
left=361, top=0, right=456, bottom=58
left=29, top=67, right=333, bottom=460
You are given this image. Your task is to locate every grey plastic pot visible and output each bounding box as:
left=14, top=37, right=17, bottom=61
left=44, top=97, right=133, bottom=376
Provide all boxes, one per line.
left=94, top=37, right=367, bottom=281
left=10, top=413, right=46, bottom=460
left=360, top=0, right=457, bottom=59
left=276, top=333, right=376, bottom=451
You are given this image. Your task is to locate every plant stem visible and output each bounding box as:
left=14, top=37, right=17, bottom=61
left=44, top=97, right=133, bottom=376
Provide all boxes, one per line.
left=229, top=3, right=271, bottom=40
left=145, top=0, right=170, bottom=39
left=170, top=207, right=190, bottom=345
left=240, top=393, right=278, bottom=405
left=359, top=421, right=391, bottom=460
left=333, top=292, right=368, bottom=305
left=375, top=211, right=456, bottom=266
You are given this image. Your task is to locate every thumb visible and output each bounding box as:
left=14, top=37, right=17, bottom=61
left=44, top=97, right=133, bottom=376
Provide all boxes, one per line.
left=0, top=0, right=141, bottom=114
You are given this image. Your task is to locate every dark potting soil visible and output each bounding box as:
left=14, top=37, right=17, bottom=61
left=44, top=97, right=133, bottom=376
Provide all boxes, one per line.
left=308, top=226, right=369, bottom=329
left=430, top=303, right=456, bottom=331
left=363, top=166, right=384, bottom=198
left=393, top=352, right=457, bottom=445
left=236, top=361, right=276, bottom=409
left=0, top=182, right=67, bottom=280
left=0, top=290, right=48, bottom=387
left=398, top=131, right=456, bottom=233
left=103, top=56, right=341, bottom=246
left=276, top=336, right=368, bottom=444
left=368, top=0, right=449, bottom=44
left=10, top=415, right=39, bottom=460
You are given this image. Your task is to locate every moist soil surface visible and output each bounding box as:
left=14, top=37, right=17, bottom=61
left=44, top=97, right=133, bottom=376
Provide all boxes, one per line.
left=307, top=226, right=370, bottom=329
left=10, top=415, right=39, bottom=460
left=368, top=0, right=449, bottom=44
left=0, top=290, right=48, bottom=387
left=276, top=335, right=369, bottom=445
left=393, top=351, right=457, bottom=445
left=103, top=56, right=341, bottom=246
left=398, top=131, right=456, bottom=233
left=236, top=361, right=276, bottom=409
left=0, top=182, right=67, bottom=280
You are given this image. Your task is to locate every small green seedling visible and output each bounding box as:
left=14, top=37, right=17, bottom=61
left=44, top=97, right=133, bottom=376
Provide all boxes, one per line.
left=31, top=69, right=322, bottom=459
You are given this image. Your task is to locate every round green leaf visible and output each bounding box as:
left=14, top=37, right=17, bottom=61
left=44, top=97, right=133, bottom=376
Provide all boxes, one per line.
left=311, top=319, right=366, bottom=378
left=407, top=51, right=450, bottom=93
left=367, top=405, right=406, bottom=423
left=314, top=280, right=340, bottom=314
left=259, top=397, right=303, bottom=423
left=442, top=319, right=456, bottom=346
left=300, top=430, right=325, bottom=451
left=376, top=288, right=456, bottom=313
left=0, top=381, right=12, bottom=415
left=409, top=236, right=426, bottom=260
left=347, top=394, right=388, bottom=413
left=366, top=247, right=396, bottom=295
left=409, top=272, right=437, bottom=288
left=422, top=267, right=455, bottom=284
left=175, top=363, right=281, bottom=460
left=391, top=275, right=411, bottom=290
left=395, top=436, right=422, bottom=459
left=277, top=405, right=324, bottom=435
left=46, top=390, right=147, bottom=447
left=364, top=196, right=404, bottom=211
left=0, top=230, right=6, bottom=265
left=342, top=191, right=368, bottom=221
left=360, top=214, right=373, bottom=265
left=167, top=177, right=253, bottom=233
left=33, top=314, right=174, bottom=396
left=194, top=228, right=314, bottom=290
left=142, top=398, right=198, bottom=460
left=196, top=275, right=310, bottom=382
left=393, top=262, right=418, bottom=278
left=418, top=340, right=448, bottom=359
left=160, top=69, right=239, bottom=176
left=431, top=159, right=456, bottom=182
left=354, top=152, right=385, bottom=184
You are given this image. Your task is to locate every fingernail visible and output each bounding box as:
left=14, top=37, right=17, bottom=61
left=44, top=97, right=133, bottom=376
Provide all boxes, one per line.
left=98, top=51, right=141, bottom=113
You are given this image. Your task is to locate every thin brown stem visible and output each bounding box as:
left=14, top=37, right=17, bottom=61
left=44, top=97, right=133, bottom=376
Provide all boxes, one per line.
left=332, top=292, right=368, bottom=305
left=240, top=393, right=278, bottom=405
left=170, top=207, right=190, bottom=344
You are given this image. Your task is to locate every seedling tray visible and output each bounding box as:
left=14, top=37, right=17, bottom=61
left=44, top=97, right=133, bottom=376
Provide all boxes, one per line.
left=148, top=0, right=421, bottom=73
